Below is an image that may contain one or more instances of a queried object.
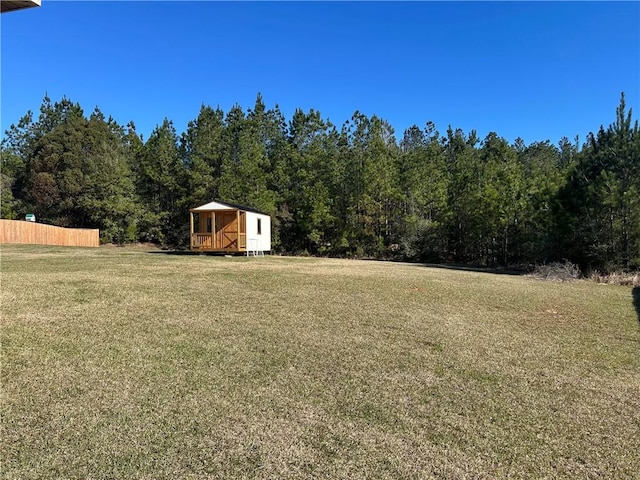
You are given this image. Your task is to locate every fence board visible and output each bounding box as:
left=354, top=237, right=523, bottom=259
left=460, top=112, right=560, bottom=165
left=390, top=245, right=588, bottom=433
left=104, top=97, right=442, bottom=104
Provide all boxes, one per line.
left=0, top=220, right=99, bottom=247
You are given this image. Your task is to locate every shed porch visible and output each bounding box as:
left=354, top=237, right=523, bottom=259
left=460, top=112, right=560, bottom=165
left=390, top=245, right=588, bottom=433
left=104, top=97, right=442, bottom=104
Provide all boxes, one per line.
left=190, top=209, right=247, bottom=253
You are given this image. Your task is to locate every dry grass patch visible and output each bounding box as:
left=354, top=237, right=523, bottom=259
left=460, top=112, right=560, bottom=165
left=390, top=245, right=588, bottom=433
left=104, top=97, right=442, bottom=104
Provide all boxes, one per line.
left=590, top=271, right=640, bottom=287
left=1, top=245, right=639, bottom=479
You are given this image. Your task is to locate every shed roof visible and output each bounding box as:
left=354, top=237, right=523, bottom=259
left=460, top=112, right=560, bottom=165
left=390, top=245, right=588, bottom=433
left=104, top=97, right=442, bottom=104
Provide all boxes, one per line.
left=1, top=0, right=41, bottom=13
left=192, top=200, right=268, bottom=215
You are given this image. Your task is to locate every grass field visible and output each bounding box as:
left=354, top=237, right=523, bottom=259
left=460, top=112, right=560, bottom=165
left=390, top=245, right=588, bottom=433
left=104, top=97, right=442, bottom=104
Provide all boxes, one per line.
left=1, top=245, right=639, bottom=479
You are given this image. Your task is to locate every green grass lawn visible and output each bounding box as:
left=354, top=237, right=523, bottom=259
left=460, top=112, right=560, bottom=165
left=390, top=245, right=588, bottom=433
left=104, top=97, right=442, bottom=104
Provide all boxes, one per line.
left=1, top=245, right=639, bottom=479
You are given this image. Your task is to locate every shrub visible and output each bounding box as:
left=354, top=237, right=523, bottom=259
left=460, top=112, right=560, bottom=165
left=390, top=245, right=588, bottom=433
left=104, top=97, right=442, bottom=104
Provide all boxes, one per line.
left=531, top=261, right=581, bottom=282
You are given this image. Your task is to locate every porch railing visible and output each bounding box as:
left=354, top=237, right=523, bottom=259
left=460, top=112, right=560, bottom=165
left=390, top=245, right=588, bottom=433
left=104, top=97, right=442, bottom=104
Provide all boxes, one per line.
left=191, top=233, right=212, bottom=249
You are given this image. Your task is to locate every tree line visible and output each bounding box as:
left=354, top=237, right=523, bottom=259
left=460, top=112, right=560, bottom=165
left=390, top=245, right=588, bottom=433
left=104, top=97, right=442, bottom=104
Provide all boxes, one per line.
left=2, top=93, right=638, bottom=272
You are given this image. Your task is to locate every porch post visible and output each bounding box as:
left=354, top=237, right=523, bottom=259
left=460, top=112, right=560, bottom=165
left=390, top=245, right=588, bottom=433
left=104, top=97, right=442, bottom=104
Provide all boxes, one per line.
left=236, top=209, right=240, bottom=251
left=212, top=211, right=216, bottom=249
left=189, top=211, right=194, bottom=247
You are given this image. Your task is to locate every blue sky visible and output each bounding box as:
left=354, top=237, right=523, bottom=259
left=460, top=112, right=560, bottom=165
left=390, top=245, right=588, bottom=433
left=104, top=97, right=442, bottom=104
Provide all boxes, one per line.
left=2, top=1, right=639, bottom=146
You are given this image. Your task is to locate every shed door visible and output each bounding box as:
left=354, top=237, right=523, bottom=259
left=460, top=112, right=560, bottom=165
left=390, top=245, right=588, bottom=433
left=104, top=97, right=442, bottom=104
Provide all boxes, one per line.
left=215, top=211, right=238, bottom=249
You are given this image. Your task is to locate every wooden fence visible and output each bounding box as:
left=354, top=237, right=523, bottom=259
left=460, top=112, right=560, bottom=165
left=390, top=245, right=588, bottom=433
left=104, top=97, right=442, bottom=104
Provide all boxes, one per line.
left=0, top=220, right=99, bottom=247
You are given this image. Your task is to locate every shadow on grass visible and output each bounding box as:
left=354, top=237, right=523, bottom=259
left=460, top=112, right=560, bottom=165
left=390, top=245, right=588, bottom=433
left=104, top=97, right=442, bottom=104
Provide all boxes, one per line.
left=633, top=287, right=640, bottom=324
left=145, top=249, right=528, bottom=271
left=362, top=257, right=528, bottom=276
left=147, top=250, right=248, bottom=257
left=384, top=260, right=525, bottom=276
left=147, top=250, right=198, bottom=256
left=419, top=263, right=527, bottom=276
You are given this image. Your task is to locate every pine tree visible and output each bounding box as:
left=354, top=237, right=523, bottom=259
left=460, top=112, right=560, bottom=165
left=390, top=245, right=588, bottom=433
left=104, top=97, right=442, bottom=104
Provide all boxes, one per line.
left=137, top=119, right=186, bottom=245
left=557, top=93, right=640, bottom=271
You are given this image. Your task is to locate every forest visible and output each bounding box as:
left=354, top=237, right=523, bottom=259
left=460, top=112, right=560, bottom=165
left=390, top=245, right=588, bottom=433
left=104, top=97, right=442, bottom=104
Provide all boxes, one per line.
left=1, top=93, right=639, bottom=273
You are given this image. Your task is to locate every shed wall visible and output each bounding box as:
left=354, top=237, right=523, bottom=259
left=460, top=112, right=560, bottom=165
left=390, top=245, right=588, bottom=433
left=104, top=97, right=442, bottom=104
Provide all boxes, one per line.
left=245, top=212, right=271, bottom=252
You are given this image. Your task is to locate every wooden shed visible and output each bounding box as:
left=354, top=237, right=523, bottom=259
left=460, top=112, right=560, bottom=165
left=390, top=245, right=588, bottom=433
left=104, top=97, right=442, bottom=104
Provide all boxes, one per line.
left=189, top=200, right=271, bottom=254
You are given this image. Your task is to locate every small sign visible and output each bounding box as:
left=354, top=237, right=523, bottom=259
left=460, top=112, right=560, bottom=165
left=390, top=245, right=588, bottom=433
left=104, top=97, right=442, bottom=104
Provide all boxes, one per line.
left=25, top=213, right=36, bottom=222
